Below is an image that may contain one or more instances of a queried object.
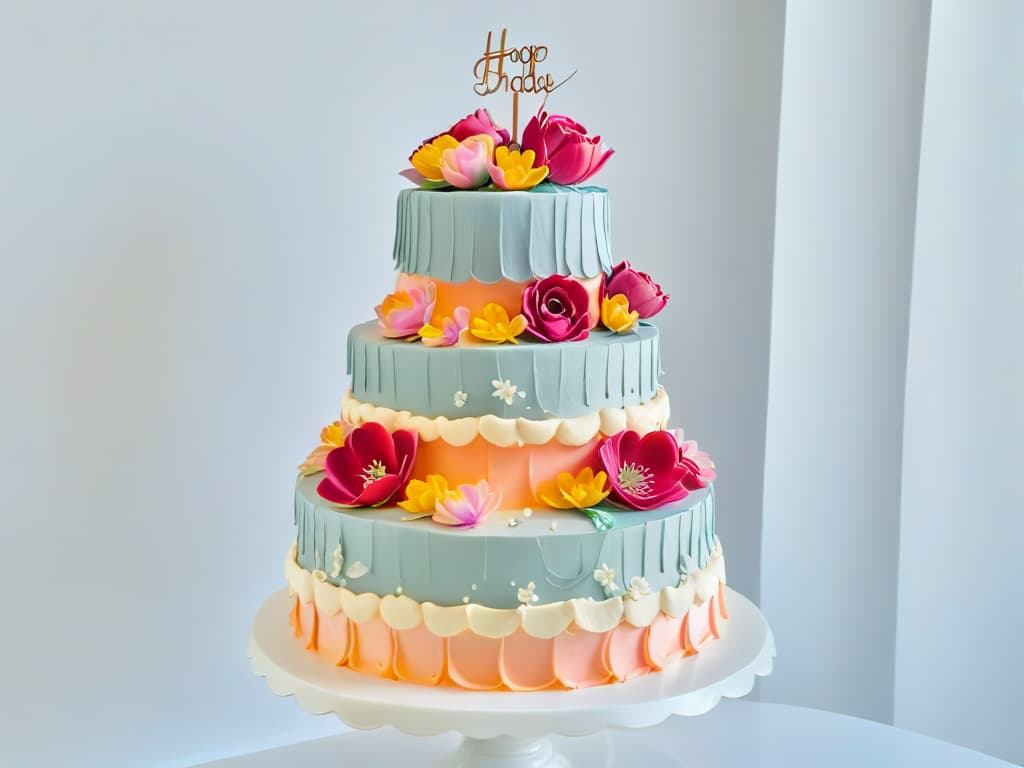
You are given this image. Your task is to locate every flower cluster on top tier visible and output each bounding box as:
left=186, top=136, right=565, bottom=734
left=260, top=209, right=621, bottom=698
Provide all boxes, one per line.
left=400, top=108, right=614, bottom=192
left=374, top=262, right=667, bottom=347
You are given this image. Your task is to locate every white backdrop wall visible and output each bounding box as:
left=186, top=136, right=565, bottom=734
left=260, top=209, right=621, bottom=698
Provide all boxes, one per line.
left=0, top=2, right=781, bottom=766
left=759, top=0, right=931, bottom=724
left=894, top=2, right=1024, bottom=763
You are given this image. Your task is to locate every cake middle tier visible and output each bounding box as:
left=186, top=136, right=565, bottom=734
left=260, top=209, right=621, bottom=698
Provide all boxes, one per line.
left=348, top=321, right=661, bottom=419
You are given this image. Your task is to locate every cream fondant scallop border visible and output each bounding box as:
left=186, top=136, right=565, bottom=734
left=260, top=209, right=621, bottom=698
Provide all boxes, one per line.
left=285, top=541, right=725, bottom=639
left=341, top=387, right=671, bottom=448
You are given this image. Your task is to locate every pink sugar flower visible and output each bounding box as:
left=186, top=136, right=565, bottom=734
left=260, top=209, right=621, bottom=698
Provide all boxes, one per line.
left=420, top=306, right=470, bottom=347
left=521, top=111, right=614, bottom=186
left=677, top=436, right=717, bottom=489
left=606, top=261, right=669, bottom=318
left=432, top=480, right=501, bottom=528
left=440, top=134, right=495, bottom=189
left=375, top=281, right=437, bottom=339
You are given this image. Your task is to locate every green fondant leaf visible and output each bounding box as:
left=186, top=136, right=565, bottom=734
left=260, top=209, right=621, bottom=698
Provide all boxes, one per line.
left=299, top=467, right=325, bottom=477
left=419, top=179, right=451, bottom=190
left=580, top=506, right=616, bottom=531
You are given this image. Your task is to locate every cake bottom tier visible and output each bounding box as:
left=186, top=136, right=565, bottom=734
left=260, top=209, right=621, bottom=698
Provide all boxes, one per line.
left=286, top=558, right=729, bottom=692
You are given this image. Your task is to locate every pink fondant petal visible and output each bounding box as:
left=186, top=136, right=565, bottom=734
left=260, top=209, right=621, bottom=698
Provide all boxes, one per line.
left=349, top=618, right=394, bottom=678
left=316, top=610, right=351, bottom=666
left=553, top=625, right=613, bottom=689
left=500, top=629, right=557, bottom=691
left=647, top=613, right=686, bottom=670
left=607, top=623, right=652, bottom=682
left=447, top=632, right=503, bottom=690
left=299, top=601, right=318, bottom=651
left=393, top=625, right=446, bottom=685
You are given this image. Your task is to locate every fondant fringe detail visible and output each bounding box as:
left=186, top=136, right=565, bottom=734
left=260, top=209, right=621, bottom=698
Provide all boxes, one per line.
left=393, top=188, right=614, bottom=283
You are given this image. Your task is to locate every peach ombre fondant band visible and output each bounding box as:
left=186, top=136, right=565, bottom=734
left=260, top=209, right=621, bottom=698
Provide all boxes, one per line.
left=290, top=583, right=728, bottom=691
left=395, top=273, right=605, bottom=329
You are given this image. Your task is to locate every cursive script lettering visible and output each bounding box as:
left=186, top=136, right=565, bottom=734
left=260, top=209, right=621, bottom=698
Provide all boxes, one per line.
left=473, top=29, right=556, bottom=97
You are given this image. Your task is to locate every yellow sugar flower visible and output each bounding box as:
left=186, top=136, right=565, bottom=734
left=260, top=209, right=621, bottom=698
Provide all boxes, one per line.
left=319, top=421, right=346, bottom=447
left=489, top=146, right=549, bottom=190
left=298, top=420, right=347, bottom=475
left=399, top=474, right=455, bottom=517
left=537, top=467, right=611, bottom=509
left=410, top=134, right=460, bottom=183
left=601, top=293, right=640, bottom=333
left=470, top=302, right=527, bottom=344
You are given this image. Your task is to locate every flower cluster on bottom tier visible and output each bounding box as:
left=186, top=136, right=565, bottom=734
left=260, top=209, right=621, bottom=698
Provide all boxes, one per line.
left=286, top=543, right=728, bottom=691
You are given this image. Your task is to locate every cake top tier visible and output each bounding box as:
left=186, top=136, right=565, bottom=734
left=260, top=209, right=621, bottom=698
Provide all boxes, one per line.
left=393, top=187, right=614, bottom=283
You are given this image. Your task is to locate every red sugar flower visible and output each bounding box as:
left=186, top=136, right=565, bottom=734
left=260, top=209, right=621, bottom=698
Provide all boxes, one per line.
left=317, top=422, right=418, bottom=508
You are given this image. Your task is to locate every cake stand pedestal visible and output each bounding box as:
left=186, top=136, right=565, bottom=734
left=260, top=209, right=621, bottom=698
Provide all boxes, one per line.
left=248, top=588, right=774, bottom=768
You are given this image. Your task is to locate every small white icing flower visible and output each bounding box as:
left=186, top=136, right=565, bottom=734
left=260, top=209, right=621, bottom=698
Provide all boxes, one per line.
left=329, top=544, right=344, bottom=578
left=312, top=569, right=327, bottom=583
left=492, top=379, right=526, bottom=406
left=593, top=563, right=618, bottom=595
left=517, top=581, right=539, bottom=605
left=453, top=390, right=468, bottom=408
left=346, top=561, right=368, bottom=579
left=626, top=576, right=651, bottom=601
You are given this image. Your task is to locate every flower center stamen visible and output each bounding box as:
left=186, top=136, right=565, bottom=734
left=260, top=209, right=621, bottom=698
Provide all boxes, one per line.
left=360, top=459, right=388, bottom=487
left=618, top=462, right=654, bottom=497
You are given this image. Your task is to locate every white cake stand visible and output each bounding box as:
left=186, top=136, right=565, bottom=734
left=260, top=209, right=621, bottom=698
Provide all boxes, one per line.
left=248, top=588, right=775, bottom=768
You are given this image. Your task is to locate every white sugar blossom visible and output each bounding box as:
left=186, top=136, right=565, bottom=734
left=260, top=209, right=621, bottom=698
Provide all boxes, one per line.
left=517, top=581, right=539, bottom=605
left=453, top=390, right=468, bottom=408
left=626, top=576, right=651, bottom=601
left=492, top=379, right=526, bottom=406
left=312, top=569, right=327, bottom=583
left=329, top=544, right=344, bottom=578
left=346, top=561, right=368, bottom=579
left=593, top=563, right=618, bottom=596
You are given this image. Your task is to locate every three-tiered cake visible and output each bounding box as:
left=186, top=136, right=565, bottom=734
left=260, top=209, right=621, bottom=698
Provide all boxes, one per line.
left=285, top=108, right=727, bottom=691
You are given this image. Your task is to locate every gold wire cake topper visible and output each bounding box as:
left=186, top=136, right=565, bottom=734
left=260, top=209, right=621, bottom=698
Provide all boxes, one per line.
left=472, top=29, right=577, bottom=146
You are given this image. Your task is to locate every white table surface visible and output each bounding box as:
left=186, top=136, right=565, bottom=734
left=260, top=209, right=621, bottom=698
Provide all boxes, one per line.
left=193, top=698, right=1014, bottom=767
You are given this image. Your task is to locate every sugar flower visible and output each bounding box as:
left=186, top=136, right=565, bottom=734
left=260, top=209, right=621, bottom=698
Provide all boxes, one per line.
left=432, top=480, right=501, bottom=528
left=521, top=111, right=614, bottom=185
left=375, top=281, right=437, bottom=339
left=441, top=134, right=495, bottom=189
left=398, top=474, right=455, bottom=518
left=404, top=134, right=459, bottom=186
left=419, top=306, right=470, bottom=348
left=470, top=302, right=527, bottom=344
left=537, top=467, right=610, bottom=509
left=598, top=429, right=699, bottom=511
left=453, top=390, right=468, bottom=408
left=317, top=422, right=418, bottom=508
left=601, top=294, right=639, bottom=333
left=517, top=581, right=539, bottom=605
left=593, top=563, right=618, bottom=595
left=606, top=261, right=669, bottom=318
left=678, top=438, right=717, bottom=489
left=445, top=107, right=511, bottom=146
left=492, top=378, right=526, bottom=406
left=626, top=576, right=651, bottom=601
left=298, top=420, right=348, bottom=475
left=522, top=274, right=592, bottom=343
left=488, top=145, right=549, bottom=191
